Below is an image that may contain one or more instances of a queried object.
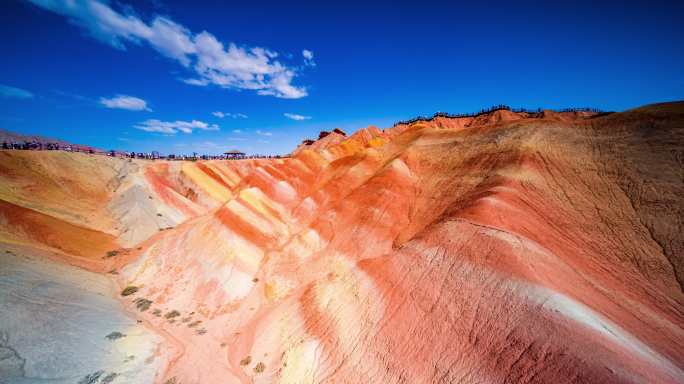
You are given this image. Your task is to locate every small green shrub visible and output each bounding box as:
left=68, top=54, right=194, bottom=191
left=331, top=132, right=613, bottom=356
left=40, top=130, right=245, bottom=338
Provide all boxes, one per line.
left=134, top=298, right=152, bottom=312
left=165, top=310, right=180, bottom=319
left=240, top=356, right=252, bottom=366
left=105, top=331, right=125, bottom=341
left=105, top=250, right=119, bottom=258
left=254, top=362, right=265, bottom=373
left=121, top=286, right=138, bottom=296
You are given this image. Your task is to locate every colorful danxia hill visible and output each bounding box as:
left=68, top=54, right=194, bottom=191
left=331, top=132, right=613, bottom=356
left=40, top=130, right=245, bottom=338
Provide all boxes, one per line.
left=0, top=102, right=682, bottom=384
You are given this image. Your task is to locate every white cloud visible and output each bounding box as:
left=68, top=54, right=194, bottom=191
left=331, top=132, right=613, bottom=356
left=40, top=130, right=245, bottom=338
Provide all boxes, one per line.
left=302, top=49, right=315, bottom=66
left=0, top=84, right=34, bottom=99
left=213, top=111, right=248, bottom=119
left=182, top=78, right=208, bottom=86
left=135, top=119, right=219, bottom=134
left=256, top=130, right=273, bottom=136
left=100, top=94, right=150, bottom=111
left=232, top=129, right=242, bottom=133
left=284, top=113, right=311, bottom=121
left=254, top=69, right=306, bottom=99
left=29, top=0, right=309, bottom=98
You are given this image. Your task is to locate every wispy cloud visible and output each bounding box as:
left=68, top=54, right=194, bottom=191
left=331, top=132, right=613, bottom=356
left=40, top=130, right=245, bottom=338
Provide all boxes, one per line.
left=54, top=90, right=91, bottom=102
left=135, top=119, right=219, bottom=134
left=284, top=113, right=311, bottom=121
left=232, top=129, right=242, bottom=133
left=100, top=94, right=151, bottom=111
left=212, top=111, right=248, bottom=119
left=302, top=49, right=315, bottom=67
left=0, top=84, right=34, bottom=99
left=28, top=0, right=310, bottom=98
left=256, top=130, right=273, bottom=136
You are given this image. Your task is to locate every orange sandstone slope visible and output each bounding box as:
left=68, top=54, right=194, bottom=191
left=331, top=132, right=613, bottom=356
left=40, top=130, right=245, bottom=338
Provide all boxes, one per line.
left=2, top=102, right=683, bottom=383
left=0, top=150, right=265, bottom=270
left=109, top=102, right=684, bottom=384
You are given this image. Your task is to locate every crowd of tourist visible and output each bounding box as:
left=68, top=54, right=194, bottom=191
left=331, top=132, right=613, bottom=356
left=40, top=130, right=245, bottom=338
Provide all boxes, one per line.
left=1, top=141, right=284, bottom=160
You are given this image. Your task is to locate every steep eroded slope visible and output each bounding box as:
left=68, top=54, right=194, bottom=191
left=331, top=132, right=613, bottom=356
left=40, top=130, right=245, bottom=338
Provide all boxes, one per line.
left=113, top=103, right=684, bottom=383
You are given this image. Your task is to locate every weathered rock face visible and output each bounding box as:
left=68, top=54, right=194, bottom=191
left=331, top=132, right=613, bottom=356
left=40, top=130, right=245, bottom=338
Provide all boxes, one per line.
left=1, top=102, right=683, bottom=384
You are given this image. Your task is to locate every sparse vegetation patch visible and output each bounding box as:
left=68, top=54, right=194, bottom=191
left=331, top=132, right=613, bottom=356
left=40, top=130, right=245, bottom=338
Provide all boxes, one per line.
left=105, top=331, right=125, bottom=341
left=121, top=286, right=138, bottom=296
left=134, top=298, right=152, bottom=311
left=78, top=370, right=104, bottom=384
left=165, top=310, right=180, bottom=319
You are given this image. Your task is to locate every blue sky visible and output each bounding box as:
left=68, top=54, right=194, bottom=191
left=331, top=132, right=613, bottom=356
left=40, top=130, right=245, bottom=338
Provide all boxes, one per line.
left=1, top=0, right=683, bottom=155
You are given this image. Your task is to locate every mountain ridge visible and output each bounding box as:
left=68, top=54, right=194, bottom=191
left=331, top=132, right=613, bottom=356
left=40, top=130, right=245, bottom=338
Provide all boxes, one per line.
left=0, top=101, right=682, bottom=383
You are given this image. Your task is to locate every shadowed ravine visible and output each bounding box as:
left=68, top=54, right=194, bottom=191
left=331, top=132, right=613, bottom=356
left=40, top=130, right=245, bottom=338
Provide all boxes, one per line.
left=0, top=102, right=682, bottom=383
